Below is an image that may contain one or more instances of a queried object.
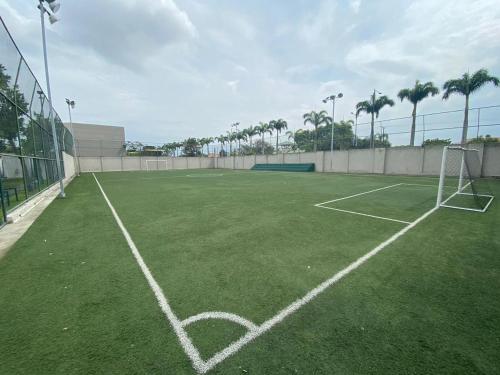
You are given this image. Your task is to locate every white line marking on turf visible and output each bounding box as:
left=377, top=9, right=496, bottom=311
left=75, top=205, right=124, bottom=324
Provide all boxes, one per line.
left=315, top=205, right=411, bottom=224
left=315, top=183, right=403, bottom=206
left=93, top=173, right=439, bottom=374
left=201, top=206, right=438, bottom=373
left=92, top=173, right=207, bottom=373
left=186, top=174, right=224, bottom=177
left=181, top=312, right=258, bottom=331
left=401, top=183, right=456, bottom=190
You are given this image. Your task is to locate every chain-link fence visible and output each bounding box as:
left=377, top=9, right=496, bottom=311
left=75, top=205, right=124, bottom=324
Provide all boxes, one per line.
left=0, top=16, right=73, bottom=226
left=110, top=105, right=499, bottom=158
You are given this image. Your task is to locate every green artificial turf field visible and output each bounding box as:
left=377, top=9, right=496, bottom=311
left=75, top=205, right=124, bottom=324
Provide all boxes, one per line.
left=0, top=169, right=499, bottom=374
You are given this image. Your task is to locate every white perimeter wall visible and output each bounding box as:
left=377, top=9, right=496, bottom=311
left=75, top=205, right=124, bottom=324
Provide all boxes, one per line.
left=77, top=144, right=500, bottom=177
left=62, top=152, right=76, bottom=182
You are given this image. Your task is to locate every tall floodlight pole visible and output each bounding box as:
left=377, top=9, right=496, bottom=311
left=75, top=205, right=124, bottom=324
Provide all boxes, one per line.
left=231, top=122, right=239, bottom=155
left=370, top=89, right=382, bottom=148
left=65, top=98, right=80, bottom=176
left=350, top=111, right=359, bottom=147
left=39, top=0, right=65, bottom=197
left=323, top=93, right=343, bottom=169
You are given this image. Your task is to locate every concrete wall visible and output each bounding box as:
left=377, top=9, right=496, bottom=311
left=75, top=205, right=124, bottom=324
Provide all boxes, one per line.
left=69, top=123, right=126, bottom=157
left=482, top=143, right=500, bottom=177
left=62, top=152, right=76, bottom=182
left=77, top=144, right=499, bottom=177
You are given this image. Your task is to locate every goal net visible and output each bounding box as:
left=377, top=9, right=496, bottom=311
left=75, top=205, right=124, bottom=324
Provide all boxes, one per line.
left=436, top=146, right=494, bottom=212
left=145, top=159, right=168, bottom=171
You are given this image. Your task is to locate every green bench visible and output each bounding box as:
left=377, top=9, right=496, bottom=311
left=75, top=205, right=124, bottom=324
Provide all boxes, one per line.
left=251, top=163, right=315, bottom=172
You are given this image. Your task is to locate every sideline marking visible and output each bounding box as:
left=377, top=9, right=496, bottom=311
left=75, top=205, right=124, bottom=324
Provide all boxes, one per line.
left=315, top=205, right=411, bottom=224
left=92, top=173, right=206, bottom=373
left=315, top=183, right=403, bottom=206
left=93, top=173, right=438, bottom=373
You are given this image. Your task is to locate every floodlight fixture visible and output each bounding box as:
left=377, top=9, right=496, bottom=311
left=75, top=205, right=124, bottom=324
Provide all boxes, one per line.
left=48, top=13, right=59, bottom=24
left=48, top=1, right=60, bottom=13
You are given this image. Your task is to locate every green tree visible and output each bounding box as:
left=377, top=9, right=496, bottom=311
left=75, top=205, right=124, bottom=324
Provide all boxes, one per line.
left=468, top=135, right=499, bottom=144
left=303, top=110, right=329, bottom=152
left=228, top=131, right=237, bottom=155
left=162, top=142, right=176, bottom=156
left=269, top=119, right=288, bottom=151
left=398, top=80, right=439, bottom=146
left=334, top=120, right=355, bottom=150
left=199, top=137, right=213, bottom=155
left=356, top=93, right=394, bottom=148
left=443, top=69, right=499, bottom=144
left=244, top=126, right=258, bottom=150
left=183, top=137, right=200, bottom=156
left=265, top=123, right=274, bottom=153
left=235, top=131, right=247, bottom=154
left=0, top=64, right=29, bottom=154
left=216, top=135, right=228, bottom=156
left=255, top=122, right=271, bottom=154
left=423, top=138, right=452, bottom=146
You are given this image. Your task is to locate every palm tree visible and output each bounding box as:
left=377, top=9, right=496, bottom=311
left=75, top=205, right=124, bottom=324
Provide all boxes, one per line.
left=235, top=131, right=246, bottom=154
left=206, top=137, right=214, bottom=155
left=442, top=68, right=499, bottom=144
left=255, top=122, right=269, bottom=154
left=303, top=110, right=330, bottom=152
left=244, top=126, right=258, bottom=149
left=228, top=131, right=237, bottom=155
left=198, top=138, right=206, bottom=155
left=398, top=80, right=439, bottom=146
left=216, top=135, right=226, bottom=155
left=265, top=123, right=274, bottom=152
left=356, top=92, right=395, bottom=148
left=269, top=119, right=288, bottom=151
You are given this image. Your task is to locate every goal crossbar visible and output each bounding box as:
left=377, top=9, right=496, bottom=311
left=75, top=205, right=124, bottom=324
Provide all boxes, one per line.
left=145, top=159, right=168, bottom=171
left=436, top=146, right=494, bottom=212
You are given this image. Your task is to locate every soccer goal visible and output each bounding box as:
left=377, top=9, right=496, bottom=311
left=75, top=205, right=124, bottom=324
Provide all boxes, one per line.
left=145, top=159, right=168, bottom=171
left=436, top=146, right=494, bottom=212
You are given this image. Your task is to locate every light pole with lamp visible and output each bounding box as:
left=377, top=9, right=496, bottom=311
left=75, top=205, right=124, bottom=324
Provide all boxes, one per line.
left=350, top=111, right=359, bottom=147
left=65, top=98, right=80, bottom=176
left=370, top=89, right=382, bottom=148
left=231, top=122, right=239, bottom=155
left=323, top=93, right=343, bottom=169
left=38, top=0, right=65, bottom=197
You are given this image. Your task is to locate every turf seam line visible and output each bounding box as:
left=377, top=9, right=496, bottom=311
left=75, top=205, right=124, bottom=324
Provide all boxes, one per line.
left=315, top=205, right=411, bottom=224
left=201, top=206, right=439, bottom=373
left=92, top=173, right=207, bottom=373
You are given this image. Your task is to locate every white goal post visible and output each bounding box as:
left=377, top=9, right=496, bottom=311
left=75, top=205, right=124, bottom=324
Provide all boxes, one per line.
left=436, top=146, right=494, bottom=212
left=145, top=159, right=168, bottom=171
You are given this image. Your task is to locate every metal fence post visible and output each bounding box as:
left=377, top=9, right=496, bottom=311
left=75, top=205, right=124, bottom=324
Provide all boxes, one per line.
left=476, top=108, right=481, bottom=139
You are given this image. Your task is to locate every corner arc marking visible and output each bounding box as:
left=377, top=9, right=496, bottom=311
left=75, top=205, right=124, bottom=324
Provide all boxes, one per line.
left=182, top=312, right=258, bottom=332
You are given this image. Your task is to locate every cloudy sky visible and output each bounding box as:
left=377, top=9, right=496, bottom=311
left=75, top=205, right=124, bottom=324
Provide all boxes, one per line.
left=1, top=0, right=500, bottom=145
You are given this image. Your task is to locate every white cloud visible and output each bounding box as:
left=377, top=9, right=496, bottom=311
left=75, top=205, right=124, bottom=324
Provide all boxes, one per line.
left=1, top=0, right=499, bottom=144
left=349, top=0, right=362, bottom=14
left=59, top=0, right=197, bottom=69
left=226, top=80, right=239, bottom=93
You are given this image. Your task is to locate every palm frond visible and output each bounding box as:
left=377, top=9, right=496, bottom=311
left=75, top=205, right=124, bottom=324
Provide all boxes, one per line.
left=442, top=78, right=467, bottom=99
left=397, top=89, right=411, bottom=102
left=470, top=68, right=500, bottom=93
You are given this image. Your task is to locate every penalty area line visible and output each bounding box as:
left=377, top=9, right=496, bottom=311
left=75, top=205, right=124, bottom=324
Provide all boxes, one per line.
left=315, top=183, right=404, bottom=206
left=202, top=205, right=438, bottom=373
left=315, top=204, right=411, bottom=224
